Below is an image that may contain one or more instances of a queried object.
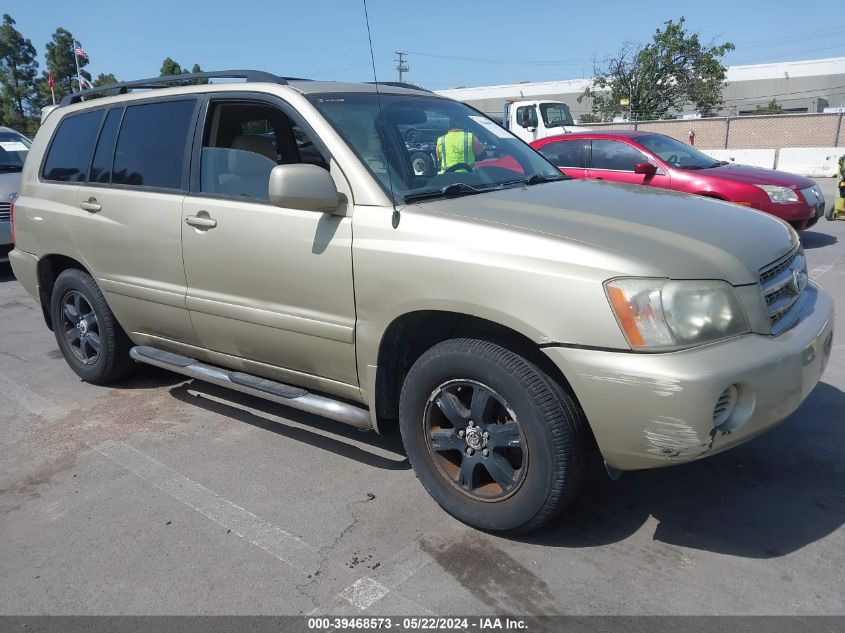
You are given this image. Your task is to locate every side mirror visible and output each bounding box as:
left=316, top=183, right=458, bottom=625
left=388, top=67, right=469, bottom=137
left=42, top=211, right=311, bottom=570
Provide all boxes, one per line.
left=634, top=162, right=657, bottom=176
left=269, top=164, right=340, bottom=213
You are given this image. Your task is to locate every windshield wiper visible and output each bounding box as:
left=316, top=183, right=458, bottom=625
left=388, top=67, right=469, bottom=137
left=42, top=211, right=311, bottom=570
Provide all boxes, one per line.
left=403, top=182, right=485, bottom=204
left=497, top=173, right=566, bottom=188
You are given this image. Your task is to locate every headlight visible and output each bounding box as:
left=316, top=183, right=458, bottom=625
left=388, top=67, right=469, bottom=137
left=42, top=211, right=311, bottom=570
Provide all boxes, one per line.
left=605, top=278, right=750, bottom=351
left=755, top=185, right=799, bottom=204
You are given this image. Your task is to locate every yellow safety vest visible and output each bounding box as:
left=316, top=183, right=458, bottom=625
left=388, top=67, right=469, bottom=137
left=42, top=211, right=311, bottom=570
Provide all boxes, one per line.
left=438, top=130, right=476, bottom=173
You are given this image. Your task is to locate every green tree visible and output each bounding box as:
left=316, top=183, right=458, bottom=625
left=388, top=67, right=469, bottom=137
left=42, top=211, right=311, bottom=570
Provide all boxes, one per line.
left=580, top=18, right=734, bottom=121
left=577, top=113, right=602, bottom=124
left=159, top=58, right=207, bottom=85
left=92, top=72, right=118, bottom=87
left=41, top=27, right=90, bottom=102
left=754, top=98, right=783, bottom=115
left=0, top=14, right=40, bottom=134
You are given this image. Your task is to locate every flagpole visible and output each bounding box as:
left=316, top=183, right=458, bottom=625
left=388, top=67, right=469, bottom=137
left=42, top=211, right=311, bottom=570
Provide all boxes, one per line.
left=73, top=40, right=83, bottom=93
left=50, top=85, right=55, bottom=105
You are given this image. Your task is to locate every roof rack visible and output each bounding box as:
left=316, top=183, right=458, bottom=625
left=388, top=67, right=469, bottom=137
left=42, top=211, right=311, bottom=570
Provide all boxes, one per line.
left=59, top=70, right=297, bottom=106
left=366, top=81, right=433, bottom=93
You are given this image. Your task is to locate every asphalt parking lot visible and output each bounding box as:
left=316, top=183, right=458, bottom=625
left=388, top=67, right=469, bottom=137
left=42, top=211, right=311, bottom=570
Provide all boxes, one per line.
left=1, top=180, right=843, bottom=616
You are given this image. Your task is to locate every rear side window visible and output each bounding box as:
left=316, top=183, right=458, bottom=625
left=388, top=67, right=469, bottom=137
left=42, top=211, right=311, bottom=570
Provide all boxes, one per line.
left=89, top=108, right=123, bottom=184
left=537, top=140, right=583, bottom=168
left=42, top=111, right=103, bottom=182
left=112, top=100, right=196, bottom=189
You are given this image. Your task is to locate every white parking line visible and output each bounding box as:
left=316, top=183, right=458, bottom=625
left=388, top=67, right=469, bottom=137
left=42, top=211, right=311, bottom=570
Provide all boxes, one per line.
left=310, top=540, right=433, bottom=613
left=95, top=441, right=320, bottom=575
left=810, top=263, right=834, bottom=279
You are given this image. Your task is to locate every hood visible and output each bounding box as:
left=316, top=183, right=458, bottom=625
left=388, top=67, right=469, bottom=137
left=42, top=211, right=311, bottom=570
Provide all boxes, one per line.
left=418, top=179, right=797, bottom=285
left=553, top=125, right=592, bottom=133
left=697, top=163, right=815, bottom=188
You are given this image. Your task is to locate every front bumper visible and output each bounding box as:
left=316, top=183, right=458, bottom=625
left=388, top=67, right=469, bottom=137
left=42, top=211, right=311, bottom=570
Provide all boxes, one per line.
left=544, top=284, right=834, bottom=471
left=757, top=199, right=822, bottom=231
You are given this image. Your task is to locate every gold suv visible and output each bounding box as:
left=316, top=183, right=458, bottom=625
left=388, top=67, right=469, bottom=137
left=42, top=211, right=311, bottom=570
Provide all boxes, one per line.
left=9, top=71, right=834, bottom=533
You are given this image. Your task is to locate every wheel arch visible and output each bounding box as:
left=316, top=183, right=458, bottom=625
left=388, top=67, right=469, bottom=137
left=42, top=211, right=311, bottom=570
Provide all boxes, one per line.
left=372, top=310, right=577, bottom=434
left=36, top=254, right=92, bottom=330
left=696, top=191, right=726, bottom=200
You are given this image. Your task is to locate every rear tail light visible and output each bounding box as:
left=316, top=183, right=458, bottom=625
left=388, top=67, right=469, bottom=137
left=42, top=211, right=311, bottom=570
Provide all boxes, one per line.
left=9, top=194, right=17, bottom=245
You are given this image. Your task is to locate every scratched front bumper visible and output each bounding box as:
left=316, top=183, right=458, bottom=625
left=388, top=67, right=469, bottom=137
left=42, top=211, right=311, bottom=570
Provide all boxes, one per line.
left=543, top=284, right=834, bottom=471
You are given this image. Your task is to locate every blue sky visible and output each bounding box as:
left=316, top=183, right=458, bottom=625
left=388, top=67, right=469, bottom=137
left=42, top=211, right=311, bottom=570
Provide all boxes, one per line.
left=6, top=0, right=845, bottom=90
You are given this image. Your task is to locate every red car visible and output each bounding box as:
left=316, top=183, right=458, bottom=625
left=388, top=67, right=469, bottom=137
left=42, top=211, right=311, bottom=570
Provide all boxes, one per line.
left=530, top=131, right=825, bottom=230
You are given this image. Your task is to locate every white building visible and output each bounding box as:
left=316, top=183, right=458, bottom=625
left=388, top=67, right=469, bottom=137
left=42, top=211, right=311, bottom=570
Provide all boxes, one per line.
left=435, top=57, right=845, bottom=122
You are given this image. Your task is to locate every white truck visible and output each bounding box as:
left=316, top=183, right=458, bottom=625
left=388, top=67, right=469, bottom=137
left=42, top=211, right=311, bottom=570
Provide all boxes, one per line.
left=501, top=100, right=590, bottom=143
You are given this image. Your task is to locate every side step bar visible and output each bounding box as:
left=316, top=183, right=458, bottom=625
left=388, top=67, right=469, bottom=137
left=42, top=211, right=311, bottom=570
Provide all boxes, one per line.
left=129, top=346, right=372, bottom=430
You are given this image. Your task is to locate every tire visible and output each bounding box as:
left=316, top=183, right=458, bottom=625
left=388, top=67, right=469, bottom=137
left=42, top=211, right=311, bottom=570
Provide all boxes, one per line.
left=825, top=203, right=836, bottom=221
left=50, top=268, right=135, bottom=385
left=410, top=151, right=434, bottom=177
left=399, top=338, right=586, bottom=534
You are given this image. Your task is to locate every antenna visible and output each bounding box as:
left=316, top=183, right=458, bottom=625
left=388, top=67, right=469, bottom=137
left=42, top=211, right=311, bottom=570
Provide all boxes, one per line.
left=363, top=0, right=401, bottom=228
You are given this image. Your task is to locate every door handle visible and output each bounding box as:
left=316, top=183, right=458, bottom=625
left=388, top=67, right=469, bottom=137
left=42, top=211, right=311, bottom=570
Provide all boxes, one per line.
left=79, top=198, right=102, bottom=213
left=185, top=214, right=217, bottom=229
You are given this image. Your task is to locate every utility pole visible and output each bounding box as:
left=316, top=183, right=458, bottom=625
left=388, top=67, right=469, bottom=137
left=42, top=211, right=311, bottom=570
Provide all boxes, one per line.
left=395, top=51, right=408, bottom=83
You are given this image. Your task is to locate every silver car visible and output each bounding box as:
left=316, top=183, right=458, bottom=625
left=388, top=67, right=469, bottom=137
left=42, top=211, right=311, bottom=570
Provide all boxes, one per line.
left=0, top=126, right=31, bottom=263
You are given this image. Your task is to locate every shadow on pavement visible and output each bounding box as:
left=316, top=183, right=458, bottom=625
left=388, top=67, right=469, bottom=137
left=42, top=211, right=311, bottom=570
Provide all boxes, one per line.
left=168, top=379, right=410, bottom=471
left=527, top=381, right=845, bottom=558
left=801, top=230, right=838, bottom=249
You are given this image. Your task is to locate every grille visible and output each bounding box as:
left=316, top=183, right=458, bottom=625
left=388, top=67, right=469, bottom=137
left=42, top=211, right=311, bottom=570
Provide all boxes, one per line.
left=760, top=247, right=807, bottom=335
left=0, top=202, right=9, bottom=223
left=713, top=385, right=738, bottom=427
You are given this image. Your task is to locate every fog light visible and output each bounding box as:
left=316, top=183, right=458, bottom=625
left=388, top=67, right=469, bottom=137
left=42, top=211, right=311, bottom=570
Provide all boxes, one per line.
left=713, top=385, right=739, bottom=428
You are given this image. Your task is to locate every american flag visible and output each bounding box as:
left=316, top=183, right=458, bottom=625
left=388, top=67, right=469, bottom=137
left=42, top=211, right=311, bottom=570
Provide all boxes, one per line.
left=73, top=42, right=88, bottom=60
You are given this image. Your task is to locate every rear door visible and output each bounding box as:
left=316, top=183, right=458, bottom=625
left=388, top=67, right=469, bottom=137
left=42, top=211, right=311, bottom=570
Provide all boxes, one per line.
left=181, top=94, right=358, bottom=394
left=73, top=97, right=200, bottom=345
left=533, top=139, right=588, bottom=179
left=587, top=139, right=670, bottom=188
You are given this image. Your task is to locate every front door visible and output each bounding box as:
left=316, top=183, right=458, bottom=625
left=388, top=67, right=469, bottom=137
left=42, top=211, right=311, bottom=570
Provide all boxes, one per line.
left=181, top=96, right=358, bottom=393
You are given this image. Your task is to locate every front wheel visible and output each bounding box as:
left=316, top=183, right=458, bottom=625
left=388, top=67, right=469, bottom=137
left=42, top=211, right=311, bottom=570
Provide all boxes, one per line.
left=399, top=338, right=587, bottom=533
left=50, top=268, right=135, bottom=385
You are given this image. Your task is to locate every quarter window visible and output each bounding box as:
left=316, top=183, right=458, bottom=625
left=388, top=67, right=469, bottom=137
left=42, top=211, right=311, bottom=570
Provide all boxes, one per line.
left=112, top=100, right=196, bottom=189
left=42, top=111, right=103, bottom=182
left=590, top=139, right=645, bottom=172
left=537, top=140, right=583, bottom=168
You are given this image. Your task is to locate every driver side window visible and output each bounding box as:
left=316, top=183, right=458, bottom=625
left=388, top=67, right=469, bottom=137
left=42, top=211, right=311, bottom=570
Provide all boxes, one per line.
left=590, top=139, right=644, bottom=172
left=199, top=101, right=328, bottom=201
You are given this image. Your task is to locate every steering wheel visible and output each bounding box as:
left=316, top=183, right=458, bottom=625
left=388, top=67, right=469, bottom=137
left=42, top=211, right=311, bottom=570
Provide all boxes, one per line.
left=666, top=154, right=679, bottom=166
left=444, top=163, right=474, bottom=173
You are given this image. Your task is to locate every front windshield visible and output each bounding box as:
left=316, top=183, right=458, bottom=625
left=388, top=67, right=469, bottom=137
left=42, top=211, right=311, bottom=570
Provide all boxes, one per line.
left=309, top=93, right=564, bottom=203
left=637, top=133, right=718, bottom=169
left=0, top=131, right=31, bottom=171
left=539, top=103, right=574, bottom=128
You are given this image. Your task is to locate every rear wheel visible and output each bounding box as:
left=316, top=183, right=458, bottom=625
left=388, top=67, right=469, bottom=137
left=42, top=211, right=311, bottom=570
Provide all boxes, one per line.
left=826, top=203, right=836, bottom=221
left=399, top=338, right=587, bottom=533
left=50, top=269, right=135, bottom=385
